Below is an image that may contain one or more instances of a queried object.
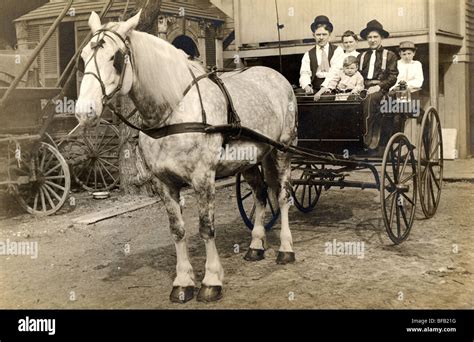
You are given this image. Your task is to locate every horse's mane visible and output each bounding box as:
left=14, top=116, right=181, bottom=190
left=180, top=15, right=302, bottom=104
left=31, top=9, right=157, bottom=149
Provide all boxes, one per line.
left=127, top=29, right=205, bottom=108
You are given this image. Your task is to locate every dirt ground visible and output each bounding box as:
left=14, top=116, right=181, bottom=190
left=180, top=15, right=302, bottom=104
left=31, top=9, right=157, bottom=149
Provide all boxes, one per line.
left=0, top=180, right=472, bottom=309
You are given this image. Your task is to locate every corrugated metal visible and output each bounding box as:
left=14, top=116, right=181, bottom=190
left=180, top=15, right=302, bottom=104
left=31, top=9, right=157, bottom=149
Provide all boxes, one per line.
left=14, top=0, right=226, bottom=23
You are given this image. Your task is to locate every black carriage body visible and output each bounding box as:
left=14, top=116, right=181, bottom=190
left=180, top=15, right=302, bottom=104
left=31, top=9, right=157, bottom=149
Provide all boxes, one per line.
left=296, top=95, right=365, bottom=155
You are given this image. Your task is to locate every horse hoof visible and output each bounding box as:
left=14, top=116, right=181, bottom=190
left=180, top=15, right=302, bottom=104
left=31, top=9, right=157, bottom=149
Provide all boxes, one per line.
left=170, top=286, right=195, bottom=303
left=276, top=251, right=295, bottom=264
left=244, top=248, right=265, bottom=261
left=197, top=285, right=223, bottom=303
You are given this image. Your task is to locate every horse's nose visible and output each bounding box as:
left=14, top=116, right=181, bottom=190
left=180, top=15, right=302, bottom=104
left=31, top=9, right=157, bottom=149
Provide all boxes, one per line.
left=75, top=100, right=97, bottom=126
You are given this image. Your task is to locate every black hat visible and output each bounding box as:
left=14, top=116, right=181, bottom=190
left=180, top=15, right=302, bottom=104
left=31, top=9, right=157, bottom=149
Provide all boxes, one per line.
left=311, top=15, right=333, bottom=33
left=360, top=19, right=389, bottom=39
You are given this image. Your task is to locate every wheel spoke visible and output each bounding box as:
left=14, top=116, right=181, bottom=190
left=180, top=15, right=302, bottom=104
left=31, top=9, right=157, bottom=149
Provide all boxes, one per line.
left=395, top=201, right=401, bottom=237
left=33, top=192, right=39, bottom=211
left=43, top=183, right=62, bottom=202
left=42, top=185, right=55, bottom=210
left=43, top=163, right=61, bottom=176
left=388, top=193, right=397, bottom=229
left=400, top=173, right=415, bottom=185
left=99, top=158, right=120, bottom=169
left=428, top=166, right=441, bottom=190
left=97, top=161, right=108, bottom=188
left=268, top=195, right=276, bottom=216
left=249, top=204, right=256, bottom=222
left=241, top=191, right=253, bottom=201
left=40, top=187, right=46, bottom=212
left=45, top=180, right=65, bottom=192
left=401, top=192, right=415, bottom=206
left=97, top=160, right=117, bottom=184
left=400, top=204, right=409, bottom=230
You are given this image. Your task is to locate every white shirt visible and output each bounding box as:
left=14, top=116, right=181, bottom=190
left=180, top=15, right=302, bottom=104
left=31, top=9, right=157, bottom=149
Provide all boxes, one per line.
left=322, top=50, right=360, bottom=88
left=299, top=44, right=345, bottom=89
left=391, top=60, right=424, bottom=90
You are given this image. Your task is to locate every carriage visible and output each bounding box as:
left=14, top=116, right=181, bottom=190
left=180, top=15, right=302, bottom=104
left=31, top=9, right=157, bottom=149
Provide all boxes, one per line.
left=235, top=89, right=443, bottom=244
left=0, top=1, right=121, bottom=216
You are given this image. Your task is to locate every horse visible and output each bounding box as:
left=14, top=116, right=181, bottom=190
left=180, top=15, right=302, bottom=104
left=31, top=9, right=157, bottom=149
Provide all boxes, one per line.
left=75, top=11, right=298, bottom=303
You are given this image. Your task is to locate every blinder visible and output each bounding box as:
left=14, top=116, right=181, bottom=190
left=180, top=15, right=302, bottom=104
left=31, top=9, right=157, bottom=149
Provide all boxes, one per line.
left=113, top=50, right=126, bottom=73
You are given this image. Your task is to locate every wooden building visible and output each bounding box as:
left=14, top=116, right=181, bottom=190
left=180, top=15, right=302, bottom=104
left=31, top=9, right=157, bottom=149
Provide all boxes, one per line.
left=213, top=0, right=474, bottom=159
left=13, top=0, right=227, bottom=88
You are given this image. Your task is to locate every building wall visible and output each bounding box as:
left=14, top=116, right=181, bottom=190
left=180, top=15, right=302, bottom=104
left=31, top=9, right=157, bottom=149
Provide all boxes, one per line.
left=236, top=0, right=433, bottom=46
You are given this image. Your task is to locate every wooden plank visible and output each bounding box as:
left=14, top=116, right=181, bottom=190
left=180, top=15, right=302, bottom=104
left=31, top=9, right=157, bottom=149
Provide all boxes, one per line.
left=0, top=87, right=61, bottom=100
left=71, top=177, right=237, bottom=225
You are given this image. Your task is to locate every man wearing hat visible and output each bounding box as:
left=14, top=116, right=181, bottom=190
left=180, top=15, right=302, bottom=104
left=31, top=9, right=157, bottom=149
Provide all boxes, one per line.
left=299, top=15, right=345, bottom=94
left=357, top=19, right=398, bottom=149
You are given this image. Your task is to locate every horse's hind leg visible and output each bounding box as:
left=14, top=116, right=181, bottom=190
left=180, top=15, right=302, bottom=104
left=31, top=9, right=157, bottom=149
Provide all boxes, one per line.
left=242, top=165, right=267, bottom=261
left=263, top=150, right=295, bottom=264
left=153, top=178, right=195, bottom=303
left=192, top=171, right=224, bottom=302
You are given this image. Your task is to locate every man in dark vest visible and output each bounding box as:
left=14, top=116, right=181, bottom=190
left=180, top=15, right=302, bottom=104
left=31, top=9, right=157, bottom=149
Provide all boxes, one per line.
left=357, top=19, right=398, bottom=149
left=299, top=15, right=345, bottom=94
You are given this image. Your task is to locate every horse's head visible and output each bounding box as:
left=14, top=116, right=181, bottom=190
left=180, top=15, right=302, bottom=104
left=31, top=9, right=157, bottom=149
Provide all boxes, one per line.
left=75, top=10, right=141, bottom=127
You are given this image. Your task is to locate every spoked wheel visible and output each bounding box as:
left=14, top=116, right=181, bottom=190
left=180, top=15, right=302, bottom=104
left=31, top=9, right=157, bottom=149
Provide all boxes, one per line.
left=71, top=120, right=121, bottom=191
left=381, top=133, right=417, bottom=244
left=235, top=165, right=280, bottom=230
left=290, top=163, right=322, bottom=213
left=11, top=142, right=71, bottom=216
left=417, top=107, right=443, bottom=218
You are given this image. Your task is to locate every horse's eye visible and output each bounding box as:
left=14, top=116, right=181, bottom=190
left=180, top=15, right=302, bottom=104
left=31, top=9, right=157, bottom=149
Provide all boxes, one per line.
left=109, top=55, right=114, bottom=61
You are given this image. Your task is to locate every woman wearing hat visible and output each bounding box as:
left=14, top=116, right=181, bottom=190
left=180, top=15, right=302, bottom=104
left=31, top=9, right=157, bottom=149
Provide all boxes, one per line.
left=299, top=15, right=345, bottom=94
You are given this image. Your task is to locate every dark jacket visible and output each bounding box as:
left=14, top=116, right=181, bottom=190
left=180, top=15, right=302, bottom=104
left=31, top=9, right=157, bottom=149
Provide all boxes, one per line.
left=357, top=46, right=398, bottom=92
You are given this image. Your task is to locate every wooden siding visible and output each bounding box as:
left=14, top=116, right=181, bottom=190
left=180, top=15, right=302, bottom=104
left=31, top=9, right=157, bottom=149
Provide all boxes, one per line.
left=237, top=0, right=430, bottom=46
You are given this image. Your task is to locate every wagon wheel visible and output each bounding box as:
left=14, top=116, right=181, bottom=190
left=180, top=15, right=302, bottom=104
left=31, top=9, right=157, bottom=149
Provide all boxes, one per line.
left=236, top=165, right=280, bottom=231
left=380, top=133, right=417, bottom=244
left=72, top=120, right=121, bottom=191
left=417, top=107, right=443, bottom=218
left=11, top=142, right=71, bottom=216
left=290, top=163, right=322, bottom=213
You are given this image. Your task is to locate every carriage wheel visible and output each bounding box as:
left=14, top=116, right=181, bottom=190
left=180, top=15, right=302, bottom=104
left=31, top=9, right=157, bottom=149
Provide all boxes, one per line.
left=417, top=107, right=443, bottom=218
left=290, top=163, right=322, bottom=213
left=380, top=133, right=417, bottom=244
left=72, top=120, right=121, bottom=191
left=235, top=165, right=280, bottom=231
left=12, top=142, right=71, bottom=216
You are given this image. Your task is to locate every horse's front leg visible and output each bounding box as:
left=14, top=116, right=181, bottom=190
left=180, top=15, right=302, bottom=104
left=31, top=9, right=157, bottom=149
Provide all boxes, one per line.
left=153, top=178, right=195, bottom=303
left=193, top=171, right=224, bottom=302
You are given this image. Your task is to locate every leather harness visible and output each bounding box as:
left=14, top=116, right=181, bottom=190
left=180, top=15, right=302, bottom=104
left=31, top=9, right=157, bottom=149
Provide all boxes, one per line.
left=82, top=28, right=246, bottom=141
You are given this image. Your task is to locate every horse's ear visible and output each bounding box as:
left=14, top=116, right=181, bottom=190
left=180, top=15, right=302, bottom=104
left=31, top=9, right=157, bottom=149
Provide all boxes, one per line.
left=118, top=9, right=142, bottom=36
left=88, top=11, right=102, bottom=34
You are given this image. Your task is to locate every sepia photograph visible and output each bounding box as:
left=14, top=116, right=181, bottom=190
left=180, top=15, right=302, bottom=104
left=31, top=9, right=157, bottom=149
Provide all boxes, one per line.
left=0, top=0, right=472, bottom=338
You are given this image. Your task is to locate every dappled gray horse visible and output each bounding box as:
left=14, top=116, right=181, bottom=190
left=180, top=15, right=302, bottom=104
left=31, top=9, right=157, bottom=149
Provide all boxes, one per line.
left=75, top=11, right=297, bottom=303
